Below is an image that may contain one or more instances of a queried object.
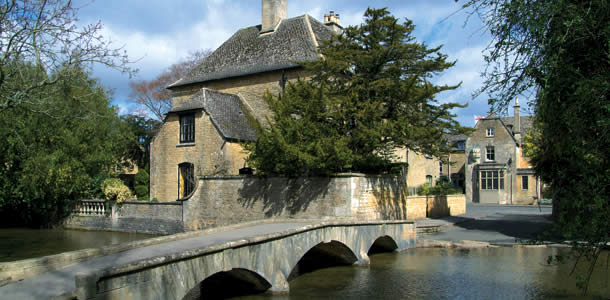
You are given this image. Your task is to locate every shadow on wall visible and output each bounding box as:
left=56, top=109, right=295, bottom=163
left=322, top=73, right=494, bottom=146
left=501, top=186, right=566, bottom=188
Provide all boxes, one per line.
left=237, top=177, right=332, bottom=217
left=427, top=195, right=451, bottom=218
left=366, top=176, right=408, bottom=219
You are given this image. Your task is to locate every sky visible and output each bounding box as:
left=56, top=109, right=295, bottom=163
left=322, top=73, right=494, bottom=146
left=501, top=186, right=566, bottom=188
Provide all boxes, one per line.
left=73, top=0, right=526, bottom=127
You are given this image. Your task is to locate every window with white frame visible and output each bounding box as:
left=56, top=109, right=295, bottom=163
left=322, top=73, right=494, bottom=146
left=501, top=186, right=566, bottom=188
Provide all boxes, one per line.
left=486, top=127, right=495, bottom=137
left=485, top=146, right=495, bottom=161
left=480, top=170, right=504, bottom=190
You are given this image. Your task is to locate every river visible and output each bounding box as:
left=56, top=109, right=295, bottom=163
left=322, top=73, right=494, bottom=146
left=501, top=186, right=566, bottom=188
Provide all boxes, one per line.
left=0, top=228, right=156, bottom=262
left=238, top=247, right=609, bottom=300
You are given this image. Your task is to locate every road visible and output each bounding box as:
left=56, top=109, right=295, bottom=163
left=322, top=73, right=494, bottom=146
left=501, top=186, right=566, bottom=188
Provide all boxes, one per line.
left=419, top=203, right=553, bottom=245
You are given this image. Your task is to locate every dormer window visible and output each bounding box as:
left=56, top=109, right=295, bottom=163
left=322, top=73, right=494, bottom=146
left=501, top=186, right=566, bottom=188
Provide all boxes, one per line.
left=180, top=113, right=195, bottom=143
left=486, top=127, right=495, bottom=137
left=457, top=141, right=465, bottom=150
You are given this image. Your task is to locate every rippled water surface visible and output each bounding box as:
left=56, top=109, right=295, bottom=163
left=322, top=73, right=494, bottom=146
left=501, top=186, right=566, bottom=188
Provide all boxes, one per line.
left=239, top=247, right=609, bottom=300
left=0, top=228, right=157, bottom=262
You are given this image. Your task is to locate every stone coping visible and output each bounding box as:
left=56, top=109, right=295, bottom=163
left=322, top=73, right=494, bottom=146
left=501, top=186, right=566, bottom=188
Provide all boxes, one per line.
left=120, top=201, right=182, bottom=206
left=0, top=218, right=414, bottom=286
left=62, top=219, right=415, bottom=299
left=197, top=172, right=404, bottom=180
left=78, top=200, right=183, bottom=206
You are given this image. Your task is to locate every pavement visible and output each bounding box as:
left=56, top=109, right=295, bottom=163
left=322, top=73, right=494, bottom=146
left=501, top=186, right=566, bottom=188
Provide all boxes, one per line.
left=416, top=203, right=554, bottom=245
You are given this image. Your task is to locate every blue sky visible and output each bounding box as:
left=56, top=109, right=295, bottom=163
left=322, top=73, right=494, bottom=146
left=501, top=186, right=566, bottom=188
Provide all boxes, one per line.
left=73, top=0, right=526, bottom=127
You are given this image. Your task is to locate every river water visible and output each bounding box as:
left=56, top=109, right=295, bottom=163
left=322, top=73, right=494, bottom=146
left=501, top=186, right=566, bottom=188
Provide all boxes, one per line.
left=0, top=228, right=156, bottom=262
left=238, top=247, right=609, bottom=300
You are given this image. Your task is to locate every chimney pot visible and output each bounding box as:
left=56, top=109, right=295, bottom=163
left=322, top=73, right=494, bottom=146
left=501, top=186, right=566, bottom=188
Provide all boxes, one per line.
left=261, top=0, right=287, bottom=33
left=324, top=10, right=342, bottom=33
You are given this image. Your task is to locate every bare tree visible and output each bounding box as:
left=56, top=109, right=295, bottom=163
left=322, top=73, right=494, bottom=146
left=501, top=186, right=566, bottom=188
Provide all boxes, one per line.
left=129, top=49, right=210, bottom=120
left=0, top=0, right=135, bottom=112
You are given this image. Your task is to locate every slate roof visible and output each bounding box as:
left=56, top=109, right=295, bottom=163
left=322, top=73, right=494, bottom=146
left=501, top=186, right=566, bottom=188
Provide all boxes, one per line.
left=501, top=116, right=534, bottom=134
left=169, top=15, right=334, bottom=88
left=169, top=88, right=258, bottom=142
left=444, top=134, right=468, bottom=143
left=443, top=133, right=468, bottom=151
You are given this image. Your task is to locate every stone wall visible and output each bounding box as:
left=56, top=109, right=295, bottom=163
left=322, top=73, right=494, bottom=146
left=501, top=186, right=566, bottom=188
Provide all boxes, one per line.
left=64, top=201, right=183, bottom=235
left=182, top=174, right=466, bottom=231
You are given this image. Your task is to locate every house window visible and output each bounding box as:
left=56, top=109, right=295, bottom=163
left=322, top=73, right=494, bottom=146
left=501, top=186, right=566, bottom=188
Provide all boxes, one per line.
left=457, top=141, right=465, bottom=151
left=426, top=175, right=433, bottom=186
left=522, top=176, right=529, bottom=190
left=480, top=170, right=504, bottom=190
left=439, top=162, right=443, bottom=174
left=178, top=162, right=195, bottom=199
left=486, top=127, right=495, bottom=137
left=180, top=114, right=195, bottom=143
left=486, top=146, right=495, bottom=161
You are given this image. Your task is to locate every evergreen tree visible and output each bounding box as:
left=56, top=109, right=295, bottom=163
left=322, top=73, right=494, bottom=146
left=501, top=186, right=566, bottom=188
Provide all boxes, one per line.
left=0, top=62, right=131, bottom=227
left=246, top=8, right=468, bottom=176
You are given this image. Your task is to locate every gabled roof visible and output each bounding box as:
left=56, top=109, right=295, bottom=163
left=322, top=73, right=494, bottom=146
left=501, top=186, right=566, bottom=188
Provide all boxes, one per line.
left=477, top=113, right=534, bottom=146
left=169, top=15, right=334, bottom=88
left=501, top=116, right=534, bottom=134
left=169, top=88, right=258, bottom=142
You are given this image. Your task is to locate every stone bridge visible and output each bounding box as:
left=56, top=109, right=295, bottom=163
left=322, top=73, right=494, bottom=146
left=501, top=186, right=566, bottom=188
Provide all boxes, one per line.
left=0, top=220, right=415, bottom=300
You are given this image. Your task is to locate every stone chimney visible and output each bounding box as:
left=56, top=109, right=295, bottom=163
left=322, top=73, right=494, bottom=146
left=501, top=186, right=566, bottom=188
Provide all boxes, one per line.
left=514, top=97, right=521, bottom=141
left=261, top=0, right=287, bottom=33
left=324, top=11, right=343, bottom=33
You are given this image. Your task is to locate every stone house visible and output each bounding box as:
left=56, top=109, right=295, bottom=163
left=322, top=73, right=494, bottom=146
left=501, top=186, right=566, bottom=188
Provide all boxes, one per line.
left=441, top=134, right=468, bottom=192
left=465, top=99, right=541, bottom=204
left=150, top=0, right=443, bottom=201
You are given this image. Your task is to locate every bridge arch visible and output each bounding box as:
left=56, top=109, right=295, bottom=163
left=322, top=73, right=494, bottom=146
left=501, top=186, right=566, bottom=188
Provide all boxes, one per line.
left=287, top=240, right=358, bottom=280
left=367, top=235, right=399, bottom=255
left=181, top=268, right=272, bottom=300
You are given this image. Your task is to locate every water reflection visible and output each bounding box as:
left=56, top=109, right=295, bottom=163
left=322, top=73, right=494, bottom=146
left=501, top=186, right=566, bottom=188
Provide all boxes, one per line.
left=237, top=248, right=609, bottom=299
left=0, top=228, right=156, bottom=262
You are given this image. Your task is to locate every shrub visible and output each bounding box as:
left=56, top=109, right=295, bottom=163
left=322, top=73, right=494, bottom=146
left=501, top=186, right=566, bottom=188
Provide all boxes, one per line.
left=102, top=178, right=133, bottom=203
left=134, top=170, right=149, bottom=199
left=134, top=185, right=149, bottom=200
left=417, top=181, right=461, bottom=196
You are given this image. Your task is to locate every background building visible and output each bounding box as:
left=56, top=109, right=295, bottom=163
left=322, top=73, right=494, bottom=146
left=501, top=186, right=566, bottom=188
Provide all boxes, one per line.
left=465, top=99, right=541, bottom=204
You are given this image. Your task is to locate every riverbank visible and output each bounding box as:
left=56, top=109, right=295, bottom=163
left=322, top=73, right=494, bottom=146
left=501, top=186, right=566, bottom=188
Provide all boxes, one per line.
left=415, top=203, right=556, bottom=248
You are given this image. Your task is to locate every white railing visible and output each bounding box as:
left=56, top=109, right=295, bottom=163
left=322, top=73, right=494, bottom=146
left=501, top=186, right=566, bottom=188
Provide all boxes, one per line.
left=74, top=200, right=108, bottom=216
